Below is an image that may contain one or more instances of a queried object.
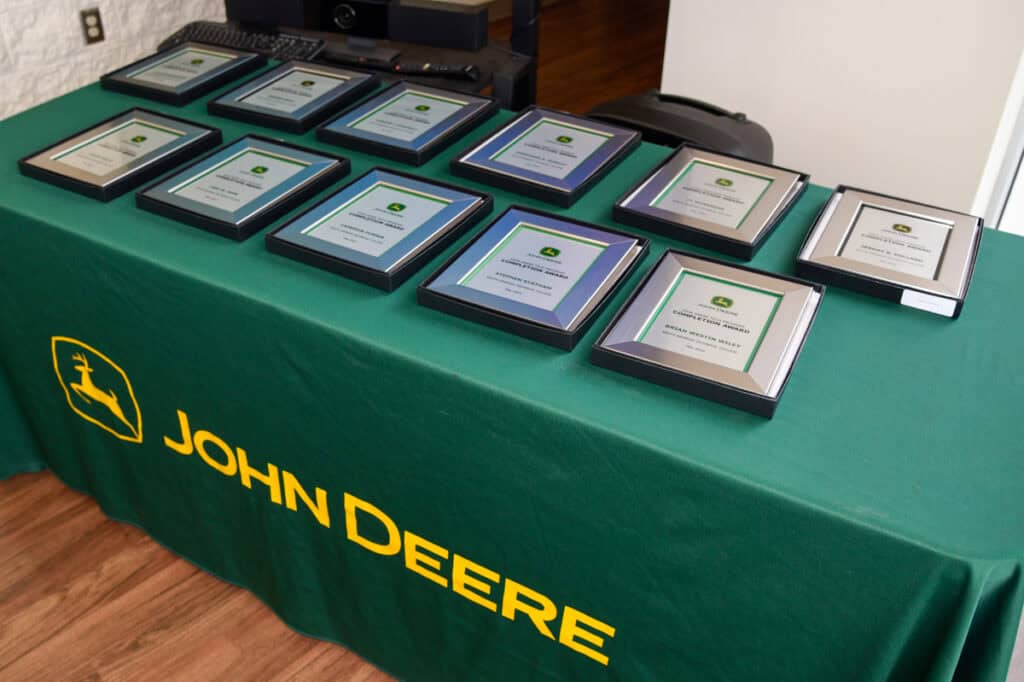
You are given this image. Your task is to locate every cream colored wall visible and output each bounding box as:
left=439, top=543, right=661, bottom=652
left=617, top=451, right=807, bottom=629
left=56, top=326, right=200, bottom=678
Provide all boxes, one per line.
left=0, top=0, right=224, bottom=120
left=660, top=0, right=1024, bottom=216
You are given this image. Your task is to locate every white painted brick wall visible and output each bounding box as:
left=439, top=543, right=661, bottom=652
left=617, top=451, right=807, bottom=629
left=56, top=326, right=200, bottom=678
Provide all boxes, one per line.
left=0, top=0, right=225, bottom=119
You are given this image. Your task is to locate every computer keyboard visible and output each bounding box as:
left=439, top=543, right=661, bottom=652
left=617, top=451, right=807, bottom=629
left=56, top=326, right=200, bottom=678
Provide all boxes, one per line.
left=158, top=21, right=325, bottom=62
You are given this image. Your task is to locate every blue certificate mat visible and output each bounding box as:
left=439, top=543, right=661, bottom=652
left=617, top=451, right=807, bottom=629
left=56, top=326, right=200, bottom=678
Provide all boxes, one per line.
left=136, top=135, right=348, bottom=241
left=419, top=207, right=648, bottom=349
left=317, top=81, right=497, bottom=165
left=266, top=168, right=492, bottom=291
left=450, top=107, right=639, bottom=206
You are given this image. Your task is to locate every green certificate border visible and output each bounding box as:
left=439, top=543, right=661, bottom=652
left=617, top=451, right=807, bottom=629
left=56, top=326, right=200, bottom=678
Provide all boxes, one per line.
left=837, top=204, right=953, bottom=282
left=650, top=160, right=775, bottom=230
left=488, top=119, right=612, bottom=171
left=169, top=149, right=308, bottom=196
left=636, top=271, right=782, bottom=372
left=128, top=46, right=236, bottom=82
left=302, top=181, right=452, bottom=237
left=458, top=222, right=609, bottom=311
left=51, top=120, right=186, bottom=163
left=349, top=90, right=470, bottom=130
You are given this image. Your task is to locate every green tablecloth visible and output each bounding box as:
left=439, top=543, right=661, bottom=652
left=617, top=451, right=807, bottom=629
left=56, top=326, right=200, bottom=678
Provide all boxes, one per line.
left=1, top=74, right=1022, bottom=681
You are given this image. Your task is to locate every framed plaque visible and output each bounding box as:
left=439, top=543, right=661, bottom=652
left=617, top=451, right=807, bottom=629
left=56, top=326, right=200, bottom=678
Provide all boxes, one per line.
left=418, top=206, right=648, bottom=349
left=614, top=145, right=809, bottom=260
left=18, top=108, right=221, bottom=202
left=450, top=106, right=640, bottom=207
left=136, top=135, right=348, bottom=241
left=796, top=186, right=982, bottom=318
left=266, top=168, right=492, bottom=291
left=208, top=61, right=379, bottom=133
left=316, top=81, right=498, bottom=166
left=100, top=42, right=265, bottom=106
left=592, top=251, right=824, bottom=417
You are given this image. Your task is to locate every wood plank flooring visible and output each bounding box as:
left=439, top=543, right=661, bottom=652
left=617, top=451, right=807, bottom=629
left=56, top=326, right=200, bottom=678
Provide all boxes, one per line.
left=0, top=1, right=669, bottom=679
left=0, top=472, right=395, bottom=682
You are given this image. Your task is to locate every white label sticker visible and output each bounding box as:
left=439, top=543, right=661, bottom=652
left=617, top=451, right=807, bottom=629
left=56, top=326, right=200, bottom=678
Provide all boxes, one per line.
left=899, top=290, right=956, bottom=317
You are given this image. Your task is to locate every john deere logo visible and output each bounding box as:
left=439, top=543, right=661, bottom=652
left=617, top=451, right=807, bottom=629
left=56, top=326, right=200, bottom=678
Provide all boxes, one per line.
left=251, top=166, right=268, bottom=174
left=52, top=337, right=142, bottom=443
left=540, top=246, right=561, bottom=258
left=715, top=178, right=734, bottom=187
left=415, top=104, right=431, bottom=111
left=892, top=223, right=912, bottom=234
left=387, top=202, right=406, bottom=212
left=556, top=135, right=573, bottom=144
left=130, top=135, right=147, bottom=143
left=190, top=58, right=204, bottom=65
left=301, top=80, right=315, bottom=87
left=711, top=296, right=733, bottom=309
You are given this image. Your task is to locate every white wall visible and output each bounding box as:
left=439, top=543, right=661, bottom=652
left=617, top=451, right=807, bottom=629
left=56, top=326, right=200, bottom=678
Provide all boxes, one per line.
left=0, top=0, right=225, bottom=120
left=999, top=163, right=1024, bottom=235
left=660, top=0, right=1024, bottom=216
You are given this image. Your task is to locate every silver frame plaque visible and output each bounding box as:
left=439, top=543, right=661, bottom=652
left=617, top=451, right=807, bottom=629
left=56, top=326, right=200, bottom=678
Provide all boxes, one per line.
left=615, top=145, right=808, bottom=259
left=18, top=108, right=221, bottom=202
left=797, top=186, right=982, bottom=318
left=592, top=251, right=823, bottom=417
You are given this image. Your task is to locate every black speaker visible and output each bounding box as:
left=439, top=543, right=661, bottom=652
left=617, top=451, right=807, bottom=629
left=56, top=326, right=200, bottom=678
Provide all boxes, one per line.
left=321, top=0, right=392, bottom=38
left=388, top=2, right=488, bottom=51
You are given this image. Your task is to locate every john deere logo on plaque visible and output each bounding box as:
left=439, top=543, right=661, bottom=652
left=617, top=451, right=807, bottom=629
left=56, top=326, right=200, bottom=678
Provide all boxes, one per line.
left=715, top=178, right=734, bottom=187
left=301, top=80, right=315, bottom=87
left=711, top=295, right=734, bottom=309
left=556, top=135, right=573, bottom=144
left=540, top=246, right=561, bottom=258
left=415, top=104, right=431, bottom=111
left=251, top=166, right=268, bottom=174
left=51, top=336, right=142, bottom=443
left=387, top=202, right=406, bottom=212
left=892, top=223, right=912, bottom=233
left=191, top=58, right=204, bottom=65
left=131, top=135, right=147, bottom=143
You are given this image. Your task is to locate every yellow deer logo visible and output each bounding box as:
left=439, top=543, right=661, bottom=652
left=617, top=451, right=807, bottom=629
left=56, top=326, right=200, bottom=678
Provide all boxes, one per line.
left=52, top=337, right=142, bottom=443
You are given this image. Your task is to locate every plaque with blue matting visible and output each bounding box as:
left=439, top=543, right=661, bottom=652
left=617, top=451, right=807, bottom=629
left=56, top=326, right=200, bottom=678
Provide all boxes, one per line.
left=450, top=106, right=640, bottom=207
left=317, top=81, right=497, bottom=166
left=136, top=135, right=348, bottom=241
left=418, top=206, right=648, bottom=349
left=266, top=167, right=492, bottom=291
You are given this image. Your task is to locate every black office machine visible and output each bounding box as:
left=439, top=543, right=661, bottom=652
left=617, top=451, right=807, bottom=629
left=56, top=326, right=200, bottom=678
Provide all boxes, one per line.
left=160, top=0, right=540, bottom=110
left=587, top=91, right=774, bottom=164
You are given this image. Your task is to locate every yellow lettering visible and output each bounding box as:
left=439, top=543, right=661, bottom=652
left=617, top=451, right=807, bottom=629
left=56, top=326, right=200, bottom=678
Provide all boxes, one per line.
left=558, top=606, right=616, bottom=666
left=237, top=447, right=281, bottom=505
left=344, top=492, right=400, bottom=555
left=283, top=471, right=330, bottom=528
left=194, top=429, right=236, bottom=476
left=500, top=579, right=557, bottom=640
left=403, top=531, right=449, bottom=588
left=163, top=409, right=193, bottom=455
left=452, top=554, right=499, bottom=612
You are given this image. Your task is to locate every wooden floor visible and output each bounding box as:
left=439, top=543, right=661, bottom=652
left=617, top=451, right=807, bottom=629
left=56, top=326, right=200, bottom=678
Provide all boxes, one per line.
left=0, top=472, right=396, bottom=681
left=0, top=2, right=669, bottom=680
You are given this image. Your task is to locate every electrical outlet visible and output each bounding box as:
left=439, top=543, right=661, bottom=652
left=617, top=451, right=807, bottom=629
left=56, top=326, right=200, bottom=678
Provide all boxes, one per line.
left=80, top=8, right=105, bottom=45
